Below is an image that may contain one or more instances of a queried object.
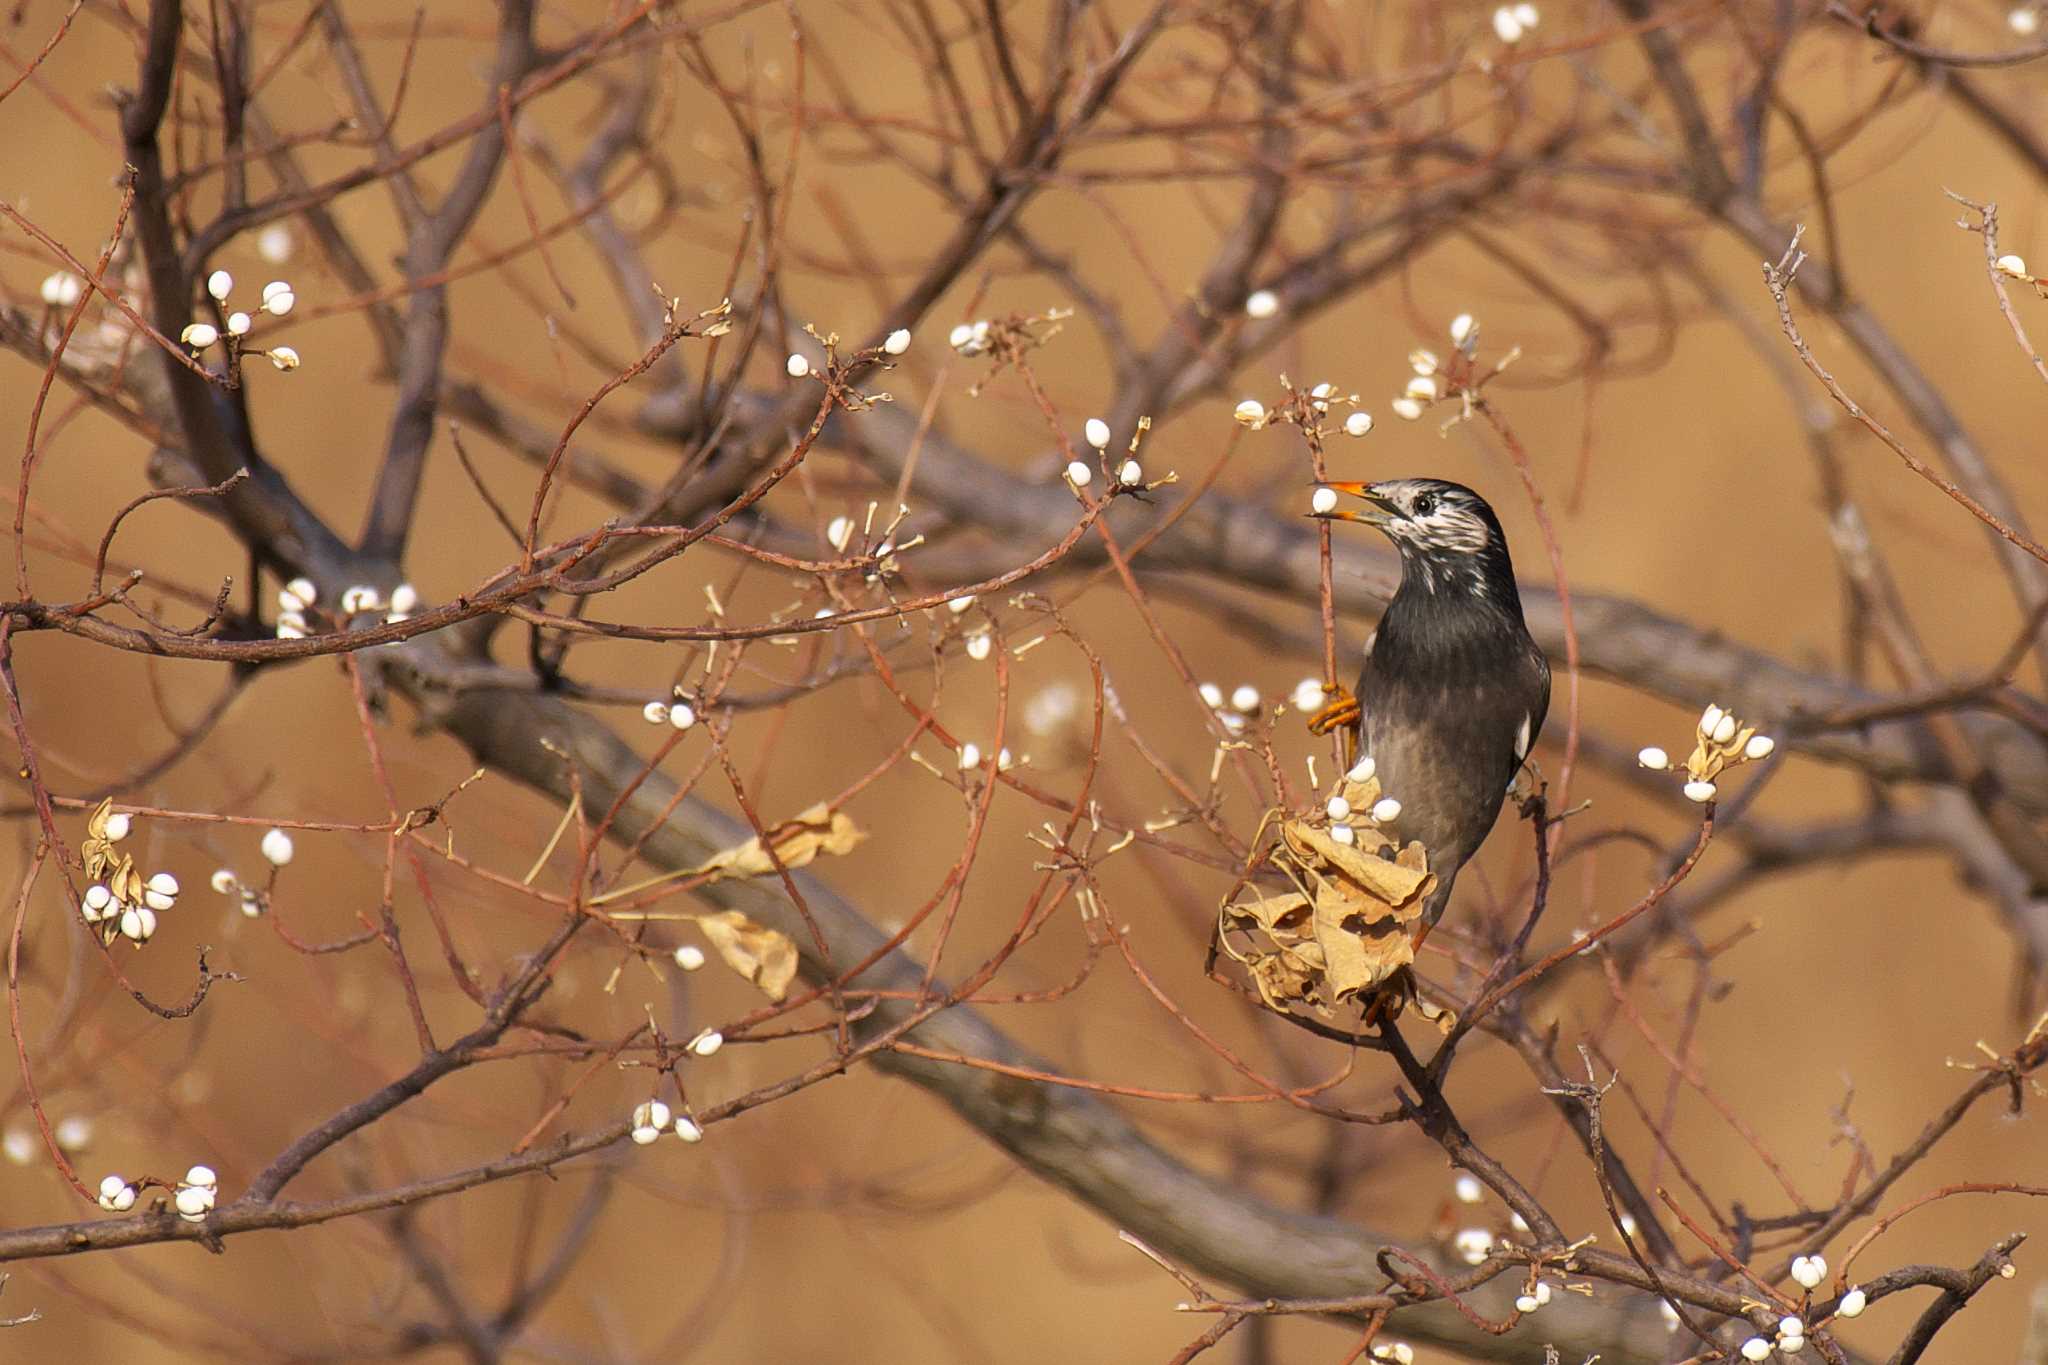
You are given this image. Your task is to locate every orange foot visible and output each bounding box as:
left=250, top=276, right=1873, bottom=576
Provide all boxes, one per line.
left=1307, top=683, right=1360, bottom=737
left=1361, top=965, right=1416, bottom=1029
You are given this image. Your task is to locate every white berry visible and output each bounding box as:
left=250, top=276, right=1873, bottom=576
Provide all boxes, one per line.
left=97, top=1174, right=130, bottom=1206
left=40, top=272, right=83, bottom=307
left=261, top=827, right=296, bottom=866
left=631, top=1100, right=672, bottom=1141
left=1452, top=1227, right=1493, bottom=1264
left=883, top=328, right=912, bottom=355
left=1084, top=418, right=1111, bottom=449
left=1311, top=487, right=1339, bottom=515
left=1344, top=411, right=1374, bottom=437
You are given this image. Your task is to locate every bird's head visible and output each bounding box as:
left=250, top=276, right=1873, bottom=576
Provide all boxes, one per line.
left=1310, top=477, right=1520, bottom=605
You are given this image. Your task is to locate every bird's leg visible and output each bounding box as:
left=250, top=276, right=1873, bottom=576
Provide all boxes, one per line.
left=1359, top=965, right=1416, bottom=1029
left=1361, top=988, right=1397, bottom=1031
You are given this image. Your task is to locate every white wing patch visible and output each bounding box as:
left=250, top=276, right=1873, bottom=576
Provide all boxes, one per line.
left=1514, top=713, right=1532, bottom=761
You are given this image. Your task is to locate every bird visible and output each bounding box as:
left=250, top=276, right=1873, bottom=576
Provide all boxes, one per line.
left=1307, top=477, right=1551, bottom=947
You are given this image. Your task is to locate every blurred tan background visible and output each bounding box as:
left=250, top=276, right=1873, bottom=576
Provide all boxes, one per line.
left=2, top=1, right=2045, bottom=1360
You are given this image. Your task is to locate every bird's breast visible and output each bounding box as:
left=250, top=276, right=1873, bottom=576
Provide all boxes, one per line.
left=1357, top=676, right=1532, bottom=869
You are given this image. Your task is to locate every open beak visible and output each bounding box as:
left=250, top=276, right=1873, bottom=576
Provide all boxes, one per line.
left=1309, top=480, right=1399, bottom=525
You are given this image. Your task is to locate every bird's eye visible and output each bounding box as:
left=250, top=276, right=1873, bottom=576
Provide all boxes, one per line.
left=1412, top=492, right=1438, bottom=517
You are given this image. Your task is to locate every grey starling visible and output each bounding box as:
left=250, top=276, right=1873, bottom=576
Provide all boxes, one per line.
left=1309, top=478, right=1552, bottom=939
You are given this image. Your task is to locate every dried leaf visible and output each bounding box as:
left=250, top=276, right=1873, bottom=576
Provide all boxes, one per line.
left=695, top=909, right=800, bottom=1001
left=1285, top=823, right=1430, bottom=906
left=81, top=799, right=114, bottom=882
left=691, top=804, right=865, bottom=882
left=1313, top=881, right=1415, bottom=998
left=111, top=855, right=144, bottom=905
left=1221, top=891, right=1312, bottom=942
left=1244, top=942, right=1321, bottom=1011
left=1217, top=802, right=1441, bottom=1019
left=1414, top=993, right=1457, bottom=1035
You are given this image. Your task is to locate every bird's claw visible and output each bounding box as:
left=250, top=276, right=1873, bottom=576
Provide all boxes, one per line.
left=1361, top=964, right=1415, bottom=1029
left=1306, top=683, right=1360, bottom=737
left=1361, top=926, right=1438, bottom=1030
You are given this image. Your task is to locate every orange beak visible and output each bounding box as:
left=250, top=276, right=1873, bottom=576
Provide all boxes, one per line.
left=1308, top=481, right=1398, bottom=525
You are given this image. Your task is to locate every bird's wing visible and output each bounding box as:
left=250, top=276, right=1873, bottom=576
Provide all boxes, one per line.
left=1516, top=642, right=1553, bottom=772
